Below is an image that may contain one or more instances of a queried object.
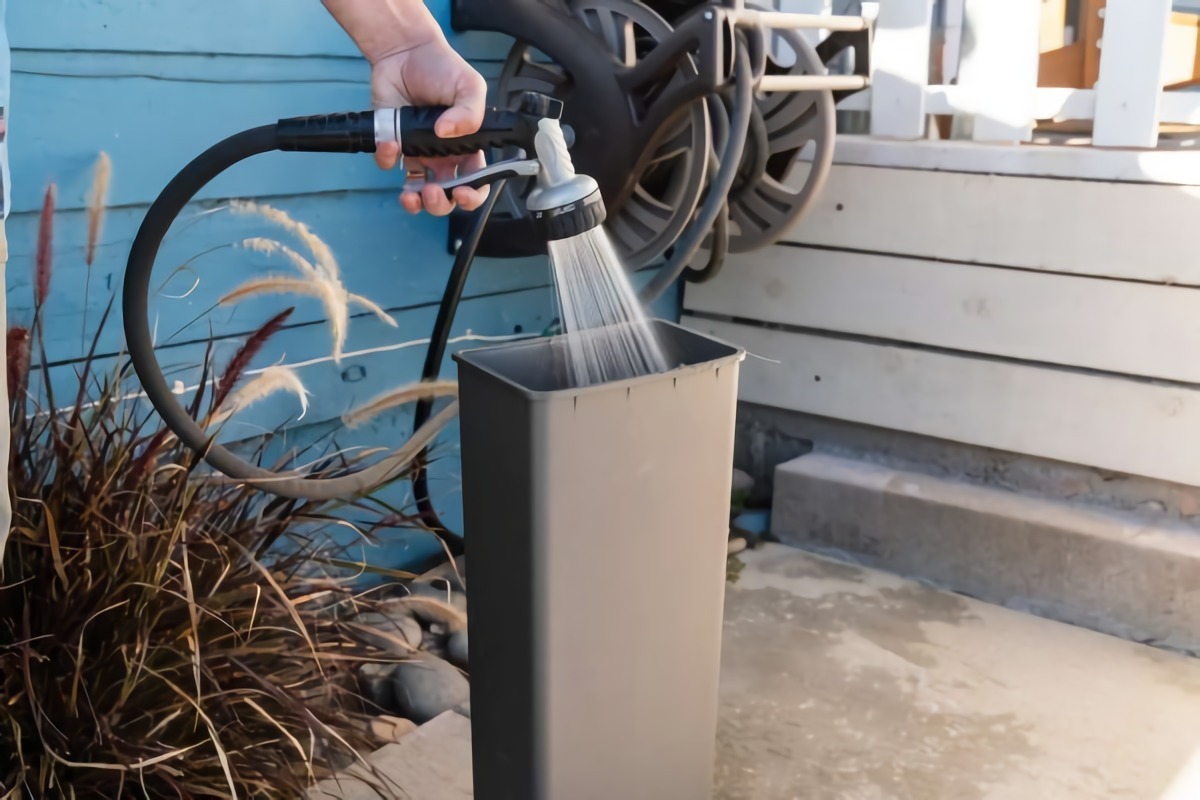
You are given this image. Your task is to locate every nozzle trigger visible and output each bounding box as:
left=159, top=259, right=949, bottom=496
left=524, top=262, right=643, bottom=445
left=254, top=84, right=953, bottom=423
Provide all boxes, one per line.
left=405, top=158, right=541, bottom=200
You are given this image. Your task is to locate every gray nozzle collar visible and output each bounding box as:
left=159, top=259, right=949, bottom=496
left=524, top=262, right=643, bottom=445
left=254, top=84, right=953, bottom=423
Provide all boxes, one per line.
left=526, top=173, right=601, bottom=213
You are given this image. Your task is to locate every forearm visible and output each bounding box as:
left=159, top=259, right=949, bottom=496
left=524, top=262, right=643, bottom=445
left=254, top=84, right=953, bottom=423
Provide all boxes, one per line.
left=322, top=0, right=446, bottom=64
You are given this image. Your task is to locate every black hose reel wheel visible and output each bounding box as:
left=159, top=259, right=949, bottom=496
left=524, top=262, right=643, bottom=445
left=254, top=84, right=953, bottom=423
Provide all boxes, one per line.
left=495, top=0, right=713, bottom=270
left=506, top=0, right=837, bottom=281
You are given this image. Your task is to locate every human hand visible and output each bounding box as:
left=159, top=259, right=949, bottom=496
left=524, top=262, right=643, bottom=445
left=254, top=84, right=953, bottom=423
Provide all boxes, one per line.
left=372, top=38, right=490, bottom=216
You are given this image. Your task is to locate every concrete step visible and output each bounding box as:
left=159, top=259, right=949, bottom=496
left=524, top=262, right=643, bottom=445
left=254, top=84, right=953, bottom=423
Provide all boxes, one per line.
left=771, top=451, right=1200, bottom=652
left=309, top=711, right=472, bottom=800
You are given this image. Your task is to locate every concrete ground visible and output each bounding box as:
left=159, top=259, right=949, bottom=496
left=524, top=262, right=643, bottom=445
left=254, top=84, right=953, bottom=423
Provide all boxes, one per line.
left=323, top=543, right=1200, bottom=799
left=720, top=545, right=1200, bottom=800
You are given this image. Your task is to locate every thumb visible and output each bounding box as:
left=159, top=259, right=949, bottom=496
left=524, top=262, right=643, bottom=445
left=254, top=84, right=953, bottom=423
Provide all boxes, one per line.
left=434, top=73, right=488, bottom=138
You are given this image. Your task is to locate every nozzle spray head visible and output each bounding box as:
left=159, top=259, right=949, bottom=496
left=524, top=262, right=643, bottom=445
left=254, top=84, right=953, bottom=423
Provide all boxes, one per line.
left=526, top=118, right=607, bottom=241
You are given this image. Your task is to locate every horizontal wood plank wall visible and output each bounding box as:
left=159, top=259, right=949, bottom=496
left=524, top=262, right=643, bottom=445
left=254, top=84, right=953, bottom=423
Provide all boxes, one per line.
left=780, top=163, right=1200, bottom=284
left=685, top=318, right=1200, bottom=487
left=686, top=246, right=1200, bottom=384
left=7, top=1, right=510, bottom=59
left=4, top=0, right=612, bottom=566
left=686, top=157, right=1200, bottom=486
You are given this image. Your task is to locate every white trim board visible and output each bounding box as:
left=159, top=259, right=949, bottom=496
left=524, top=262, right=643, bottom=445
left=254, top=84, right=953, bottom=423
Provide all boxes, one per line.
left=867, top=0, right=933, bottom=139
left=1092, top=0, right=1173, bottom=148
left=684, top=246, right=1200, bottom=384
left=781, top=164, right=1200, bottom=284
left=686, top=318, right=1200, bottom=487
left=841, top=87, right=1200, bottom=125
left=819, top=135, right=1200, bottom=185
left=837, top=89, right=1200, bottom=144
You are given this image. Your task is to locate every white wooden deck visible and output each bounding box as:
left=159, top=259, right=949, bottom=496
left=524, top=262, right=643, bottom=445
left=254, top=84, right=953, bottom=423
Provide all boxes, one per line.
left=692, top=0, right=1200, bottom=487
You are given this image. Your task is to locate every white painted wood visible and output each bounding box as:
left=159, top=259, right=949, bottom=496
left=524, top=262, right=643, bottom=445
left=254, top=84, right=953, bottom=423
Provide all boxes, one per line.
left=841, top=86, right=1200, bottom=125
left=774, top=0, right=834, bottom=50
left=840, top=86, right=1097, bottom=120
left=684, top=246, right=1200, bottom=383
left=836, top=87, right=871, bottom=111
left=760, top=74, right=869, bottom=91
left=807, top=134, right=1200, bottom=183
left=1159, top=90, right=1200, bottom=124
left=685, top=318, right=1200, bottom=487
left=753, top=9, right=866, bottom=31
left=941, top=0, right=966, bottom=84
left=781, top=163, right=1200, bottom=283
left=948, top=0, right=1042, bottom=142
left=928, top=86, right=1094, bottom=122
left=868, top=0, right=935, bottom=139
left=1093, top=0, right=1173, bottom=148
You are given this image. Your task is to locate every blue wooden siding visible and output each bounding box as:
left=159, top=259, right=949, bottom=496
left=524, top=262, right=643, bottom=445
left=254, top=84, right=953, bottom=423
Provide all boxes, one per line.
left=6, top=1, right=679, bottom=568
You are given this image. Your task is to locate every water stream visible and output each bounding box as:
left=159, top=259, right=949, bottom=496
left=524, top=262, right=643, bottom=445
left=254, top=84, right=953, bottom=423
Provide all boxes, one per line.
left=548, top=227, right=670, bottom=388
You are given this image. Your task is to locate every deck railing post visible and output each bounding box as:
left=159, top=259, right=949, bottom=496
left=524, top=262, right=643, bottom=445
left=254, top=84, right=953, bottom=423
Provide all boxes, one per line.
left=950, top=0, right=1041, bottom=143
left=775, top=0, right=833, bottom=48
left=869, top=0, right=935, bottom=139
left=1092, top=0, right=1172, bottom=148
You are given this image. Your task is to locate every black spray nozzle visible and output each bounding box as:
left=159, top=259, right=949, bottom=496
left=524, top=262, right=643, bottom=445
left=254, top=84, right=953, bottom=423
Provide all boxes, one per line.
left=273, top=91, right=564, bottom=157
left=398, top=91, right=562, bottom=158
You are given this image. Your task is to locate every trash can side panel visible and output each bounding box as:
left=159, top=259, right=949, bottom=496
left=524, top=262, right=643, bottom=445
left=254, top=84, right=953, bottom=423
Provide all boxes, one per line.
left=458, top=363, right=546, bottom=800
left=540, top=361, right=742, bottom=800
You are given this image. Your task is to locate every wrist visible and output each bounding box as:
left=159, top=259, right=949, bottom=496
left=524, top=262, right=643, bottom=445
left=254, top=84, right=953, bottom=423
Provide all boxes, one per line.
left=323, top=0, right=446, bottom=65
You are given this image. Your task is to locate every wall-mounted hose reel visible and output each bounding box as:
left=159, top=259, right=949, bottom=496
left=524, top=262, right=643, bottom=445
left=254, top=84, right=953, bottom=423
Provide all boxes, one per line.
left=447, top=0, right=872, bottom=287
left=122, top=0, right=873, bottom=553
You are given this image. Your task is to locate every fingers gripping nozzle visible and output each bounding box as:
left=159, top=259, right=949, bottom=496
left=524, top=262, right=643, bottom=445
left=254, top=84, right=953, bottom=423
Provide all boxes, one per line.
left=273, top=91, right=604, bottom=240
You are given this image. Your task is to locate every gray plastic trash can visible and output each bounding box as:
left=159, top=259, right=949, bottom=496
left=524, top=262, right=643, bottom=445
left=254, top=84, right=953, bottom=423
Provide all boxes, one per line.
left=454, top=319, right=745, bottom=800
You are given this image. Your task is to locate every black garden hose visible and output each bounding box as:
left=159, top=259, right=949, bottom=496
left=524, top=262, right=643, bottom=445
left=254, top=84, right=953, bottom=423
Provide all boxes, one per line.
left=123, top=123, right=466, bottom=508
left=409, top=179, right=509, bottom=555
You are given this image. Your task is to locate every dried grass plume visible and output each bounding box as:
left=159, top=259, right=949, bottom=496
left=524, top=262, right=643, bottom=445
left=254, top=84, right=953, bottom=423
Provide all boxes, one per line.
left=223, top=205, right=397, bottom=363
left=214, top=365, right=311, bottom=423
left=35, top=184, right=55, bottom=306
left=342, top=379, right=459, bottom=429
left=86, top=152, right=112, bottom=267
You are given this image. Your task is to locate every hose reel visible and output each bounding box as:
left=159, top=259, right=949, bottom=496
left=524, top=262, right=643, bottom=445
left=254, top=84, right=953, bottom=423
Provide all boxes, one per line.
left=447, top=0, right=871, bottom=279
left=121, top=0, right=872, bottom=555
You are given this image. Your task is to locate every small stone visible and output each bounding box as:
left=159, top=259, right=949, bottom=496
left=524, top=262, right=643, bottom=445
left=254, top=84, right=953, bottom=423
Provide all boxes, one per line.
left=391, top=656, right=471, bottom=725
left=358, top=662, right=396, bottom=711
left=732, top=468, right=755, bottom=495
left=1138, top=500, right=1168, bottom=515
left=727, top=537, right=748, bottom=557
left=369, top=715, right=418, bottom=743
left=397, top=596, right=467, bottom=634
left=447, top=630, right=468, bottom=669
left=422, top=627, right=448, bottom=657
